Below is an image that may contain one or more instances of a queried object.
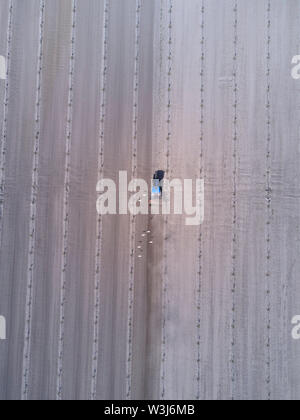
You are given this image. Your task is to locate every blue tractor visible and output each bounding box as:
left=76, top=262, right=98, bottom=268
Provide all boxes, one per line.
left=151, top=170, right=165, bottom=198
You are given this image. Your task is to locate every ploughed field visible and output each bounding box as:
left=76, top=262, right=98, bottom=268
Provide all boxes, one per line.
left=0, top=0, right=300, bottom=400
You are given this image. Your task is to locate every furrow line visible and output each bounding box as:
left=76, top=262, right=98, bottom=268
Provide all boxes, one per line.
left=265, top=0, right=272, bottom=401
left=56, top=0, right=77, bottom=400
left=196, top=0, right=205, bottom=401
left=160, top=0, right=173, bottom=400
left=230, top=0, right=238, bottom=400
left=0, top=0, right=13, bottom=249
left=126, top=0, right=142, bottom=400
left=21, top=0, right=46, bottom=400
left=91, top=0, right=109, bottom=401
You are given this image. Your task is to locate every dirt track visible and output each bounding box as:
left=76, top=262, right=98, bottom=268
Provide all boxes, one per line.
left=0, top=0, right=300, bottom=400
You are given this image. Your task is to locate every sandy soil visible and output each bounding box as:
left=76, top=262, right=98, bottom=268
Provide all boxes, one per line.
left=0, top=0, right=300, bottom=400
